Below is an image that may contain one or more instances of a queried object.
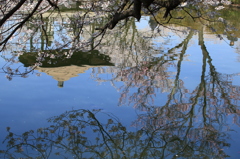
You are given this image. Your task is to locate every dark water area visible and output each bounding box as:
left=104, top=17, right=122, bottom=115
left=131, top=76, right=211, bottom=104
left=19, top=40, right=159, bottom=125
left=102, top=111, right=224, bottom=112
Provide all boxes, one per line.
left=1, top=4, right=240, bottom=159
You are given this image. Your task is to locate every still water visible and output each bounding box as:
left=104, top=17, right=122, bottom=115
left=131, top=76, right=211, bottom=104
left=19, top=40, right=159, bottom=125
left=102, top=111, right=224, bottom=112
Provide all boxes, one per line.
left=1, top=10, right=240, bottom=159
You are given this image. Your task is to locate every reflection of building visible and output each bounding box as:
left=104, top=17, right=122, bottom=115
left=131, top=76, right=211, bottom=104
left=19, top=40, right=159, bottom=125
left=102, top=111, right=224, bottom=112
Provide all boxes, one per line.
left=36, top=65, right=99, bottom=87
left=18, top=49, right=113, bottom=87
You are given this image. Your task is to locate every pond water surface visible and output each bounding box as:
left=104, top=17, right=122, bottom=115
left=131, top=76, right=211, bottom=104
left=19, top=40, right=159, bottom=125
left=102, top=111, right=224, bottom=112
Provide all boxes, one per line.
left=1, top=8, right=240, bottom=159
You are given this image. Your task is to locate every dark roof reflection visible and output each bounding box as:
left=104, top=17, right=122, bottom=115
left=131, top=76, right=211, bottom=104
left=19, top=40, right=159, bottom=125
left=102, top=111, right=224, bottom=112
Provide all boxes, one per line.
left=19, top=49, right=113, bottom=67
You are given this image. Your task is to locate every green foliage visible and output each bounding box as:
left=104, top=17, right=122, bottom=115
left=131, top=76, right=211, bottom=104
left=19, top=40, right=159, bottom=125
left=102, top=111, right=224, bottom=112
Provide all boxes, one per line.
left=231, top=0, right=240, bottom=4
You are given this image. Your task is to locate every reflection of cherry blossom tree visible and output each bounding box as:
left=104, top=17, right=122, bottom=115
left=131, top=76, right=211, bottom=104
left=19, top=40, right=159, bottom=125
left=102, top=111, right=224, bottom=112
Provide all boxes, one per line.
left=0, top=0, right=234, bottom=80
left=118, top=30, right=193, bottom=109
left=132, top=104, right=232, bottom=159
left=92, top=24, right=240, bottom=112
left=89, top=29, right=192, bottom=109
left=1, top=108, right=236, bottom=158
left=88, top=25, right=240, bottom=158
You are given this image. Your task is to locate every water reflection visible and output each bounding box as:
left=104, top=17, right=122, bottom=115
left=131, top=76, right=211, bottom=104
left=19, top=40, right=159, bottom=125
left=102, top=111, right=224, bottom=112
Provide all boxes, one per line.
left=1, top=3, right=240, bottom=159
left=19, top=50, right=112, bottom=67
left=18, top=49, right=113, bottom=87
left=1, top=107, right=236, bottom=158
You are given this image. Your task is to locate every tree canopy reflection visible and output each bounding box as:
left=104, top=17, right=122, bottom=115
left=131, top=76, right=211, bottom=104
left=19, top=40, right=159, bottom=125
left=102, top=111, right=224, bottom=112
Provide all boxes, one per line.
left=2, top=1, right=240, bottom=80
left=1, top=1, right=240, bottom=159
left=89, top=25, right=240, bottom=110
left=1, top=107, right=236, bottom=158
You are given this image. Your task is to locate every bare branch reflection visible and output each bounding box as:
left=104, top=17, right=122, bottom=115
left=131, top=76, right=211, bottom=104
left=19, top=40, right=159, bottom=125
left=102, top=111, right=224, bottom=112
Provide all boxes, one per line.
left=1, top=108, right=237, bottom=158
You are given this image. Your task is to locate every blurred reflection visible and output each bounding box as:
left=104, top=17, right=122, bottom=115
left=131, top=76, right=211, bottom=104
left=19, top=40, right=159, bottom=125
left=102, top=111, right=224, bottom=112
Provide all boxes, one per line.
left=1, top=107, right=238, bottom=158
left=19, top=49, right=113, bottom=67
left=18, top=49, right=113, bottom=87
left=37, top=65, right=100, bottom=87
left=90, top=26, right=240, bottom=111
left=1, top=5, right=240, bottom=159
